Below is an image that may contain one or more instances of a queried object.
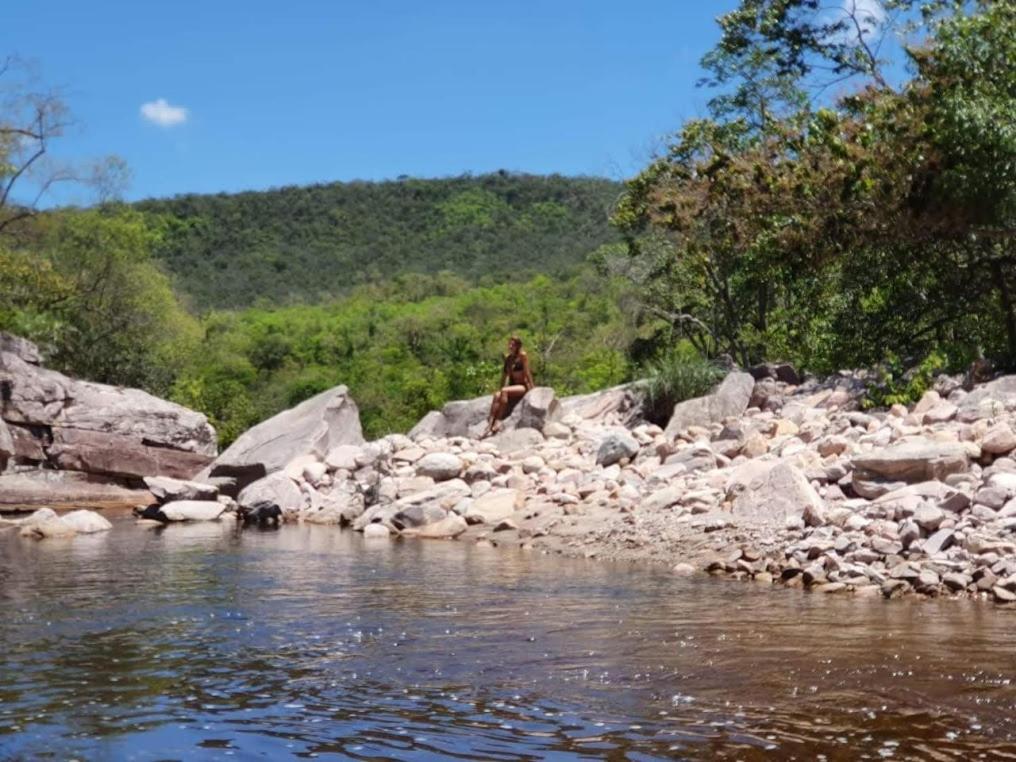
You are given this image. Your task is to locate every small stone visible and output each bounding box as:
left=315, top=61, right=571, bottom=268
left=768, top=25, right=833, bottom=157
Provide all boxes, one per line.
left=913, top=504, right=945, bottom=532
left=363, top=523, right=391, bottom=538
left=416, top=453, right=464, bottom=481
left=922, top=528, right=955, bottom=555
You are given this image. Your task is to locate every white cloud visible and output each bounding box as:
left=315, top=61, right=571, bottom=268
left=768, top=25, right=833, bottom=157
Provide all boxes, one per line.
left=140, top=98, right=188, bottom=127
left=841, top=0, right=886, bottom=40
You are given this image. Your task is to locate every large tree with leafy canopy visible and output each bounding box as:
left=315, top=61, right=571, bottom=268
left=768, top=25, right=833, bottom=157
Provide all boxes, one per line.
left=611, top=0, right=1014, bottom=373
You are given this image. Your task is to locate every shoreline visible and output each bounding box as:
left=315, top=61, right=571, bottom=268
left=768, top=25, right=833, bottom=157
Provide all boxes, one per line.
left=10, top=368, right=1016, bottom=607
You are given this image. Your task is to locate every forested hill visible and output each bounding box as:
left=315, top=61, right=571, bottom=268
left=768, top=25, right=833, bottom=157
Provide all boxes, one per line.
left=135, top=173, right=623, bottom=310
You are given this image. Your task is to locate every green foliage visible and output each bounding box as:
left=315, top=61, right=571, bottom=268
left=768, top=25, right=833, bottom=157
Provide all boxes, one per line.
left=135, top=173, right=622, bottom=310
left=863, top=350, right=949, bottom=408
left=613, top=0, right=1016, bottom=375
left=0, top=208, right=201, bottom=394
left=639, top=344, right=724, bottom=424
left=171, top=270, right=637, bottom=444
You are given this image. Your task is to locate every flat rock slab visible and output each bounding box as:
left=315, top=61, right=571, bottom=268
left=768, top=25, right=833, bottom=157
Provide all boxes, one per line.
left=851, top=441, right=970, bottom=483
left=0, top=470, right=153, bottom=509
left=144, top=476, right=219, bottom=503
left=159, top=500, right=228, bottom=522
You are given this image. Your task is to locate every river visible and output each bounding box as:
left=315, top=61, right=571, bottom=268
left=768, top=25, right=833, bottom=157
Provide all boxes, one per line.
left=1, top=519, right=1015, bottom=760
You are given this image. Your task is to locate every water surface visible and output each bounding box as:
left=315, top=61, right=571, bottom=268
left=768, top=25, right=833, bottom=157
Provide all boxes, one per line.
left=1, top=519, right=1015, bottom=760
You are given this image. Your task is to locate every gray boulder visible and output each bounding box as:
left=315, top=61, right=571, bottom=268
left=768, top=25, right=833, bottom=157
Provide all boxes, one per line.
left=409, top=396, right=490, bottom=439
left=237, top=472, right=305, bottom=519
left=415, top=452, right=463, bottom=481
left=0, top=418, right=13, bottom=469
left=409, top=386, right=561, bottom=440
left=0, top=344, right=216, bottom=482
left=726, top=461, right=827, bottom=527
left=664, top=372, right=755, bottom=438
left=464, top=489, right=519, bottom=525
left=0, top=332, right=42, bottom=364
left=501, top=387, right=561, bottom=431
left=559, top=383, right=643, bottom=424
left=206, top=385, right=363, bottom=491
left=490, top=427, right=545, bottom=455
left=958, top=375, right=1016, bottom=422
left=596, top=431, right=639, bottom=466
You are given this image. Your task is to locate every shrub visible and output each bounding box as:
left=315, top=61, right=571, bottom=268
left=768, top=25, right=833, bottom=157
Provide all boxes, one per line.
left=640, top=346, right=724, bottom=425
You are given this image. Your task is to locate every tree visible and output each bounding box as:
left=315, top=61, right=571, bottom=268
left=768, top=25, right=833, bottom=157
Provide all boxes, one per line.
left=612, top=0, right=1014, bottom=372
left=0, top=56, right=127, bottom=237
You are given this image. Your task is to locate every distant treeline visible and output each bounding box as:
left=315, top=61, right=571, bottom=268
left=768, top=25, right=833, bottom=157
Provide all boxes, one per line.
left=134, top=173, right=623, bottom=309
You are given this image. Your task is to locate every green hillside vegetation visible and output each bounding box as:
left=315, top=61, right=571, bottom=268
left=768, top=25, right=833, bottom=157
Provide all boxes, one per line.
left=170, top=271, right=636, bottom=442
left=135, top=173, right=623, bottom=309
left=2, top=0, right=1011, bottom=449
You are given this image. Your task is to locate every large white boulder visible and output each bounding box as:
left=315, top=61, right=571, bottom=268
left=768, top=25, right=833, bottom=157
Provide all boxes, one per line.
left=205, top=385, right=363, bottom=491
left=159, top=500, right=227, bottom=522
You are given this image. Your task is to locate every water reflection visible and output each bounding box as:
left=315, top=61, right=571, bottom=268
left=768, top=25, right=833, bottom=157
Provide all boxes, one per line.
left=1, top=520, right=1015, bottom=759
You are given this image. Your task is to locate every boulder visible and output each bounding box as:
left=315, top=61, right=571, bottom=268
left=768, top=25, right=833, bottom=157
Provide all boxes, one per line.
left=159, top=500, right=227, bottom=522
left=982, top=423, right=1016, bottom=455
left=415, top=452, right=463, bottom=481
left=414, top=513, right=468, bottom=539
left=205, top=385, right=363, bottom=491
left=60, top=509, right=113, bottom=534
left=143, top=476, right=219, bottom=504
left=501, top=387, right=561, bottom=431
left=851, top=441, right=970, bottom=483
left=0, top=418, right=13, bottom=469
left=0, top=332, right=42, bottom=364
left=559, top=383, right=643, bottom=425
left=641, top=485, right=684, bottom=512
left=664, top=372, right=755, bottom=438
left=408, top=396, right=491, bottom=440
left=20, top=519, right=77, bottom=539
left=957, top=376, right=1016, bottom=422
left=726, top=461, right=827, bottom=527
left=596, top=431, right=639, bottom=466
left=354, top=479, right=470, bottom=531
left=465, top=489, right=519, bottom=525
left=237, top=472, right=305, bottom=519
left=0, top=345, right=216, bottom=481
left=391, top=502, right=448, bottom=530
left=324, top=444, right=364, bottom=471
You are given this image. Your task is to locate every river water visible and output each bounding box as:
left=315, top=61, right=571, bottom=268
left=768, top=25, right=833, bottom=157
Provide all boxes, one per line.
left=1, top=520, right=1015, bottom=760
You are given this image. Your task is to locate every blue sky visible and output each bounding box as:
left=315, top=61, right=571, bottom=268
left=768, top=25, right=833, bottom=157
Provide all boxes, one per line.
left=3, top=1, right=746, bottom=202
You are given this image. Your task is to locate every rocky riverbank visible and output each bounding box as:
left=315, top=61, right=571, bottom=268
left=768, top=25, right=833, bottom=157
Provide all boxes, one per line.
left=8, top=325, right=1016, bottom=605
left=124, top=362, right=1016, bottom=604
